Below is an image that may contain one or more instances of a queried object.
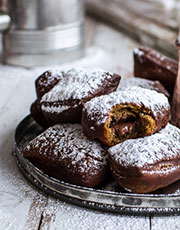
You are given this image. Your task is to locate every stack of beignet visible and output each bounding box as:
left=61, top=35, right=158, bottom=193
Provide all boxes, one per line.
left=31, top=68, right=121, bottom=127
left=23, top=49, right=180, bottom=194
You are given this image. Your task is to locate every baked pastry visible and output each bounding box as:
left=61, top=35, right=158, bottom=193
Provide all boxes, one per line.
left=133, top=47, right=178, bottom=96
left=82, top=86, right=170, bottom=146
left=35, top=70, right=64, bottom=100
left=40, top=68, right=121, bottom=124
left=30, top=100, right=48, bottom=128
left=23, top=123, right=108, bottom=187
left=108, top=123, right=180, bottom=193
left=118, top=77, right=170, bottom=99
left=31, top=70, right=64, bottom=127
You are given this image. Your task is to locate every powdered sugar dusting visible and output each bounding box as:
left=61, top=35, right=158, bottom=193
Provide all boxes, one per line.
left=118, top=78, right=162, bottom=91
left=48, top=200, right=150, bottom=230
left=84, top=86, right=169, bottom=125
left=36, top=69, right=64, bottom=99
left=41, top=68, right=112, bottom=102
left=37, top=69, right=64, bottom=88
left=117, top=77, right=169, bottom=98
left=24, top=124, right=107, bottom=174
left=41, top=104, right=71, bottom=113
left=133, top=48, right=144, bottom=57
left=108, top=123, right=180, bottom=168
left=40, top=68, right=114, bottom=114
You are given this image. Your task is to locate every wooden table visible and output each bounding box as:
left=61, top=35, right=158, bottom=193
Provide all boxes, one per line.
left=0, top=16, right=179, bottom=230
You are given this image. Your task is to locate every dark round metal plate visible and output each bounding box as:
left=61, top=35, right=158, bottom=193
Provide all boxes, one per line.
left=14, top=115, right=180, bottom=215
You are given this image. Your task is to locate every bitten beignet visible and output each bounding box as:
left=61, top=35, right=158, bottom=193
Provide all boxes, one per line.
left=82, top=87, right=170, bottom=146
left=23, top=124, right=108, bottom=187
left=108, top=124, right=180, bottom=193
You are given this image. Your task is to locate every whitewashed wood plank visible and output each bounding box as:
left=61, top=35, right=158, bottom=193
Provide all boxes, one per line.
left=0, top=65, right=30, bottom=109
left=39, top=199, right=150, bottom=230
left=0, top=68, right=47, bottom=230
left=151, top=216, right=180, bottom=230
left=113, top=0, right=178, bottom=30
left=85, top=0, right=178, bottom=58
left=0, top=209, right=23, bottom=230
left=39, top=198, right=59, bottom=230
left=25, top=195, right=47, bottom=230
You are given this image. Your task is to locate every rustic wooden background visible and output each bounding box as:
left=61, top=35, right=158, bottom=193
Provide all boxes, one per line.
left=85, top=0, right=179, bottom=59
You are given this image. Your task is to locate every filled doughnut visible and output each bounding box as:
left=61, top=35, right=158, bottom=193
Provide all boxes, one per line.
left=82, top=86, right=170, bottom=146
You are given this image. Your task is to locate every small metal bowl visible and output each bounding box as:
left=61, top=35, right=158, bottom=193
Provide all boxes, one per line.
left=14, top=115, right=180, bottom=215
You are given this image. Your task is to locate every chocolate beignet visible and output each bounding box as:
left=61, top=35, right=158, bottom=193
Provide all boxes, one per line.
left=30, top=100, right=48, bottom=128
left=35, top=70, right=64, bottom=100
left=134, top=47, right=178, bottom=96
left=31, top=70, right=64, bottom=127
left=82, top=86, right=170, bottom=146
left=40, top=68, right=121, bottom=124
left=118, top=77, right=170, bottom=99
left=108, top=123, right=180, bottom=193
left=23, top=124, right=108, bottom=187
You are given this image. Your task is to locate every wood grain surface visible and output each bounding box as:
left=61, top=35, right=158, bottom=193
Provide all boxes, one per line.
left=85, top=0, right=178, bottom=59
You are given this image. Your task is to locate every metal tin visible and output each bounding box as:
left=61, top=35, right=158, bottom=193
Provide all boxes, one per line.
left=0, top=0, right=84, bottom=67
left=14, top=115, right=180, bottom=215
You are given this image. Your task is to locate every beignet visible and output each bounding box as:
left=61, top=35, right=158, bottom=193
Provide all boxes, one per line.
left=23, top=124, right=108, bottom=187
left=35, top=70, right=64, bottom=100
left=39, top=68, right=121, bottom=125
left=134, top=47, right=178, bottom=96
left=30, top=100, right=48, bottom=128
left=108, top=124, right=180, bottom=193
left=31, top=70, right=64, bottom=127
left=118, top=77, right=170, bottom=99
left=82, top=86, right=170, bottom=146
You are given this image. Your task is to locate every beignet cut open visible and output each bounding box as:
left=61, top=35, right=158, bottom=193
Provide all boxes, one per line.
left=82, top=87, right=170, bottom=146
